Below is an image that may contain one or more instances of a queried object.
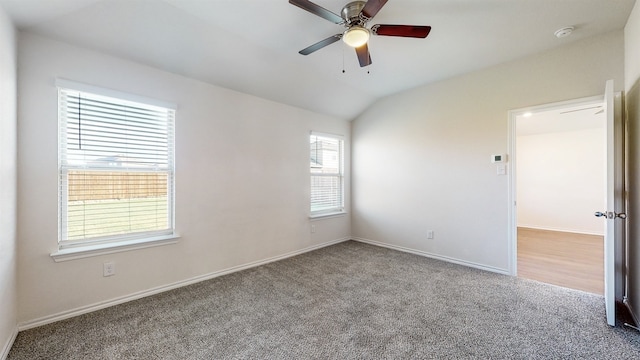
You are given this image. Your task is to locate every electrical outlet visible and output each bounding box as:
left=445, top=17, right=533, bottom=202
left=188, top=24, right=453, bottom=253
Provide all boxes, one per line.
left=103, top=262, right=116, bottom=277
left=427, top=230, right=434, bottom=239
left=311, top=225, right=316, bottom=233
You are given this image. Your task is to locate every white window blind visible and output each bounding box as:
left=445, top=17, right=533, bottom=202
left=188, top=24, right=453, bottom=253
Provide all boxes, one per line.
left=58, top=85, right=175, bottom=248
left=310, top=132, right=344, bottom=215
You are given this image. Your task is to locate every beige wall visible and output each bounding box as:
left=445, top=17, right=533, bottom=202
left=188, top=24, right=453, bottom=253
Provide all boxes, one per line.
left=0, top=4, right=17, bottom=358
left=625, top=1, right=640, bottom=322
left=351, top=31, right=624, bottom=273
left=16, top=33, right=351, bottom=326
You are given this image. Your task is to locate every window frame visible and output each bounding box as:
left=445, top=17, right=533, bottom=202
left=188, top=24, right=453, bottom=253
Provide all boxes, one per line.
left=52, top=79, right=179, bottom=261
left=310, top=131, right=345, bottom=218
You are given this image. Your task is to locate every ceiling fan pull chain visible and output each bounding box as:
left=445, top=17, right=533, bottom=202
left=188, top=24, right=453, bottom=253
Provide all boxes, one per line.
left=342, top=45, right=346, bottom=73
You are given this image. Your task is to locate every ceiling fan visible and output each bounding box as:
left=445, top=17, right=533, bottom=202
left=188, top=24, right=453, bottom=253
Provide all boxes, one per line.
left=289, top=0, right=431, bottom=67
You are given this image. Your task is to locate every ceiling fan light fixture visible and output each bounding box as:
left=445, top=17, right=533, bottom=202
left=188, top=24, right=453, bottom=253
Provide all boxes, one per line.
left=343, top=26, right=369, bottom=47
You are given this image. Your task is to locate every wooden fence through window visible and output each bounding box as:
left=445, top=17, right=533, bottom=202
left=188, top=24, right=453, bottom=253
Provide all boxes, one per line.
left=67, top=171, right=168, bottom=201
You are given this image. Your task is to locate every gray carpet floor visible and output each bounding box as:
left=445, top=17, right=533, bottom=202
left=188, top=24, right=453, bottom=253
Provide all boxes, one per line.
left=8, top=241, right=640, bottom=359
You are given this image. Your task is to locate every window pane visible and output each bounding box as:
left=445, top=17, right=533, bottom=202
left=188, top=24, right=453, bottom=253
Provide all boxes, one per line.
left=65, top=171, right=169, bottom=240
left=310, top=135, right=341, bottom=174
left=311, top=175, right=342, bottom=212
left=60, top=90, right=173, bottom=170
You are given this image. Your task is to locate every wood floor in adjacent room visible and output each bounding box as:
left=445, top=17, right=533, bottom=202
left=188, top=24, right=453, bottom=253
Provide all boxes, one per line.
left=517, top=227, right=604, bottom=295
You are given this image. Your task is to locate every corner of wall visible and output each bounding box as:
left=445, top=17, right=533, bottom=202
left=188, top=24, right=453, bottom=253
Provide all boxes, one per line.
left=0, top=3, right=19, bottom=359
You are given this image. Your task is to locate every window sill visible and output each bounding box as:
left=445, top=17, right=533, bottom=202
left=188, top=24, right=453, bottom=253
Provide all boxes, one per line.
left=309, top=211, right=348, bottom=220
left=50, top=233, right=180, bottom=262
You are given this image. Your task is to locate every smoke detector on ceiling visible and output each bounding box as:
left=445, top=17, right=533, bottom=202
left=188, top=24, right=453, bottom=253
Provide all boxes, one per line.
left=554, top=26, right=574, bottom=38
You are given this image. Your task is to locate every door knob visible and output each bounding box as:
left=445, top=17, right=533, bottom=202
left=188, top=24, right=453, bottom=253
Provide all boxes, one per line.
left=594, top=211, right=627, bottom=219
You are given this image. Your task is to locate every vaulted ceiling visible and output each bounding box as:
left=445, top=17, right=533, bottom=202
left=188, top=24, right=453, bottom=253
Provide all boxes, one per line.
left=0, top=0, right=635, bottom=119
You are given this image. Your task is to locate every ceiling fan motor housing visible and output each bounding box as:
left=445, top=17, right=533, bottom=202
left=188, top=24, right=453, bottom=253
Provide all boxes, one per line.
left=341, top=1, right=368, bottom=26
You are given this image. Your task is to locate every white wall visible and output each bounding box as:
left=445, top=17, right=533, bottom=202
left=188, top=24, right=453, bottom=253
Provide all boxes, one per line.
left=0, top=4, right=17, bottom=358
left=626, top=3, right=640, bottom=87
left=16, top=33, right=351, bottom=326
left=624, top=1, right=640, bottom=323
left=351, top=31, right=624, bottom=273
left=516, top=128, right=605, bottom=235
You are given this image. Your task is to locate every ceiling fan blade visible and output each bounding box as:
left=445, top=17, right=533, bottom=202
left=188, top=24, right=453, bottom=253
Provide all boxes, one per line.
left=355, top=44, right=372, bottom=67
left=289, top=0, right=344, bottom=24
left=361, top=0, right=389, bottom=19
left=299, top=34, right=342, bottom=55
left=372, top=24, right=431, bottom=38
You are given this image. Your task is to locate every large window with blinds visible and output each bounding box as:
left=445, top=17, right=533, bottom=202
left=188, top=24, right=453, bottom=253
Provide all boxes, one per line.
left=58, top=81, right=176, bottom=249
left=310, top=132, right=344, bottom=216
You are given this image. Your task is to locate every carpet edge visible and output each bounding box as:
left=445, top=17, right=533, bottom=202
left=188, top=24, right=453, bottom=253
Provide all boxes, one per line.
left=17, top=237, right=351, bottom=331
left=353, top=237, right=509, bottom=275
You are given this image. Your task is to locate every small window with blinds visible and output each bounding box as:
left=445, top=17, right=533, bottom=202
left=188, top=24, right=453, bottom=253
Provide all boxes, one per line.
left=58, top=82, right=176, bottom=249
left=310, top=132, right=344, bottom=216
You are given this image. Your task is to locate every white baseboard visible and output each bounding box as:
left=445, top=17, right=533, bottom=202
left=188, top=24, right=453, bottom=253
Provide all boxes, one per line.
left=1, top=327, right=18, bottom=360
left=353, top=237, right=509, bottom=275
left=517, top=225, right=604, bottom=236
left=18, top=237, right=350, bottom=331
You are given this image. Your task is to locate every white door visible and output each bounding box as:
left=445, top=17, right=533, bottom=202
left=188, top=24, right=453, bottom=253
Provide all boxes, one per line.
left=598, top=79, right=626, bottom=326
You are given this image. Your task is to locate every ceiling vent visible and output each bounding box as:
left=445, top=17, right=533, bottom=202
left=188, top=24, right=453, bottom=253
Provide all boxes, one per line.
left=554, top=26, right=574, bottom=38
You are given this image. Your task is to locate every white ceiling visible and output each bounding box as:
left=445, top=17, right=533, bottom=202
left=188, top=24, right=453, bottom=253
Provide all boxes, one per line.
left=0, top=0, right=635, bottom=119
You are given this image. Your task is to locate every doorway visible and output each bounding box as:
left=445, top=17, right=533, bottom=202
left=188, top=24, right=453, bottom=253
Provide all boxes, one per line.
left=510, top=97, right=606, bottom=294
